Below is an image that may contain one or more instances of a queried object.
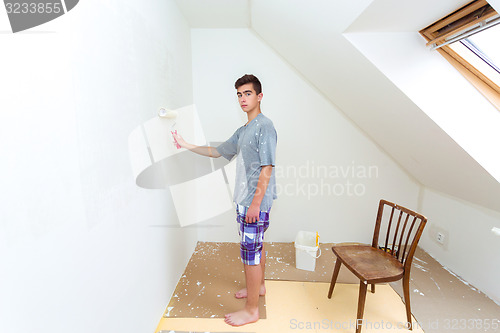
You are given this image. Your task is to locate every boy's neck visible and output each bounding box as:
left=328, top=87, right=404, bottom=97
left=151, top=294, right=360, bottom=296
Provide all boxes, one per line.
left=246, top=108, right=262, bottom=125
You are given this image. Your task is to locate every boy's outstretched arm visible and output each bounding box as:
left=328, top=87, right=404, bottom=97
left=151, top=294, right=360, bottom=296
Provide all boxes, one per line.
left=172, top=132, right=221, bottom=158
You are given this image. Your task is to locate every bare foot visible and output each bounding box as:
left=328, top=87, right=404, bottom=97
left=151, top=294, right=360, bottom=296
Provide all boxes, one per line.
left=234, top=285, right=266, bottom=299
left=224, top=308, right=259, bottom=326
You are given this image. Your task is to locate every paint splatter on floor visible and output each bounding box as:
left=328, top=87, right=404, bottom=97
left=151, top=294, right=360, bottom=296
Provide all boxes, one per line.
left=162, top=242, right=500, bottom=333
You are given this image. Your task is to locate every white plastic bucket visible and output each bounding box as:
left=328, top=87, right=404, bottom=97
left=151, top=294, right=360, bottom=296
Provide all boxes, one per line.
left=294, top=231, right=321, bottom=271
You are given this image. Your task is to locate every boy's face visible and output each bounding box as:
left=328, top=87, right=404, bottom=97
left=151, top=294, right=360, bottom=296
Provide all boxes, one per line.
left=236, top=83, right=262, bottom=113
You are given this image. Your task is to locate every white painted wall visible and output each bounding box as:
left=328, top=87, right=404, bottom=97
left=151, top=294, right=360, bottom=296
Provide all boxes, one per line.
left=190, top=28, right=421, bottom=244
left=419, top=188, right=500, bottom=304
left=0, top=1, right=196, bottom=332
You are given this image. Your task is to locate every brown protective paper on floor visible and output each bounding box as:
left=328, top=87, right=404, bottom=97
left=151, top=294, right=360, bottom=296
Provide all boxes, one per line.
left=389, top=247, right=500, bottom=333
left=164, top=242, right=266, bottom=319
left=163, top=242, right=357, bottom=319
left=265, top=242, right=359, bottom=283
left=156, top=281, right=425, bottom=333
left=163, top=242, right=500, bottom=332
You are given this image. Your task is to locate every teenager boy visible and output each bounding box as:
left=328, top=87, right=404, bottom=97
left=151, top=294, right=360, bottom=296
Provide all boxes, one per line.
left=172, top=74, right=277, bottom=326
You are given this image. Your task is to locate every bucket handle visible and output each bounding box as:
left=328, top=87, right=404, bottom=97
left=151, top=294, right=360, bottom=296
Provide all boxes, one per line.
left=309, top=247, right=321, bottom=259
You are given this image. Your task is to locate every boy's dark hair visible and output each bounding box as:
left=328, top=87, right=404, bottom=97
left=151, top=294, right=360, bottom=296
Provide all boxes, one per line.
left=235, top=74, right=262, bottom=95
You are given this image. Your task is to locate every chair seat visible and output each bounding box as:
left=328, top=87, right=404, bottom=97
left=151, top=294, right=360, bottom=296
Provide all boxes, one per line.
left=332, top=245, right=404, bottom=283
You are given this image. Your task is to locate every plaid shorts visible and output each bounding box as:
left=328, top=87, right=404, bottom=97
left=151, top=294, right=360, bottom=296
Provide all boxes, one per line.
left=236, top=204, right=271, bottom=265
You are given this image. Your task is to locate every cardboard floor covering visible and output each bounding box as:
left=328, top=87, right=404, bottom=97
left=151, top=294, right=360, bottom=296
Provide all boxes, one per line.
left=157, top=281, right=424, bottom=333
left=162, top=242, right=500, bottom=333
left=388, top=248, right=500, bottom=333
left=162, top=241, right=359, bottom=320
left=163, top=242, right=266, bottom=319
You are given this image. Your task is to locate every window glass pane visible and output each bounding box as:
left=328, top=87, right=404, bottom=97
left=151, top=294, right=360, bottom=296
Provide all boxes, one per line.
left=466, top=23, right=500, bottom=70
left=448, top=23, right=500, bottom=87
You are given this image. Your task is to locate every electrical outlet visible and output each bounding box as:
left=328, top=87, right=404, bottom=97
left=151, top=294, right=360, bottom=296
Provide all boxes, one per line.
left=436, top=232, right=445, bottom=244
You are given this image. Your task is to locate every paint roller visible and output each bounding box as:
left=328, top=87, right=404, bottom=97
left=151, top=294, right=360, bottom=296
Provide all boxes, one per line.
left=158, top=108, right=181, bottom=149
left=158, top=107, right=178, bottom=119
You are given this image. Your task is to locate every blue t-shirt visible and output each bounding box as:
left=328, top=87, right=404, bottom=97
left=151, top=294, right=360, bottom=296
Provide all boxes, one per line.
left=216, top=113, right=277, bottom=211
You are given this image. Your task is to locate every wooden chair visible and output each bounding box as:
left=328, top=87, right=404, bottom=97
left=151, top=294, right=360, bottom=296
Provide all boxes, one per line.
left=327, top=199, right=427, bottom=333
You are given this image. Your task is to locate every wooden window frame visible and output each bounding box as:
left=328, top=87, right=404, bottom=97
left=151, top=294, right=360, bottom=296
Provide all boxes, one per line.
left=419, top=0, right=500, bottom=110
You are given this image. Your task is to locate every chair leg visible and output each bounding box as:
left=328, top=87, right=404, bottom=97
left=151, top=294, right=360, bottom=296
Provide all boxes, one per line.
left=402, top=274, right=413, bottom=330
left=370, top=284, right=375, bottom=293
left=328, top=259, right=342, bottom=298
left=356, top=281, right=368, bottom=333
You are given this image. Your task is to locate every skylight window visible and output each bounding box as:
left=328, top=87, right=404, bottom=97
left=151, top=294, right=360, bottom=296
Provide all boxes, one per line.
left=419, top=0, right=500, bottom=109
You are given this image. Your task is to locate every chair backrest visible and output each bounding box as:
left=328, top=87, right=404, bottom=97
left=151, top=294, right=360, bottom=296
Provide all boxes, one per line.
left=371, top=200, right=427, bottom=270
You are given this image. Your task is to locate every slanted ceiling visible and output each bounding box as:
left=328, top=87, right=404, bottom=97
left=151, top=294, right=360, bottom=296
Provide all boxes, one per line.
left=175, top=0, right=500, bottom=212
